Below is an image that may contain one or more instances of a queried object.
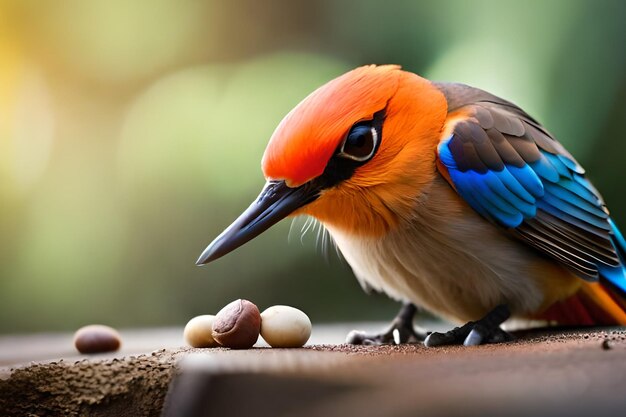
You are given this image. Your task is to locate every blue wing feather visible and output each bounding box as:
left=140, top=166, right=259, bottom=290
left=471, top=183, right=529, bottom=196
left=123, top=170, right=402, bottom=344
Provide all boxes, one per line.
left=543, top=182, right=608, bottom=218
left=493, top=167, right=536, bottom=204
left=506, top=165, right=544, bottom=199
left=529, top=153, right=560, bottom=183
left=435, top=86, right=626, bottom=297
left=543, top=153, right=571, bottom=178
left=437, top=113, right=625, bottom=284
left=603, top=219, right=626, bottom=296
left=558, top=178, right=599, bottom=204
left=540, top=193, right=609, bottom=230
left=483, top=171, right=536, bottom=218
left=558, top=154, right=585, bottom=174
left=440, top=132, right=611, bottom=235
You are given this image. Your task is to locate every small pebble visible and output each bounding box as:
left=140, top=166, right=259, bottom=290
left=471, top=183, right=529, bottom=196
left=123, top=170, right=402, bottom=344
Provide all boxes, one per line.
left=601, top=339, right=612, bottom=350
left=184, top=315, right=220, bottom=348
left=260, top=305, right=311, bottom=348
left=73, top=324, right=121, bottom=354
left=212, top=299, right=261, bottom=349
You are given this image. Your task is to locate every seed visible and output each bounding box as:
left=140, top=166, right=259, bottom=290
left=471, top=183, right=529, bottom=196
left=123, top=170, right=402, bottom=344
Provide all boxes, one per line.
left=73, top=324, right=121, bottom=354
left=260, top=305, right=311, bottom=348
left=212, top=299, right=261, bottom=349
left=602, top=339, right=612, bottom=350
left=184, top=315, right=220, bottom=348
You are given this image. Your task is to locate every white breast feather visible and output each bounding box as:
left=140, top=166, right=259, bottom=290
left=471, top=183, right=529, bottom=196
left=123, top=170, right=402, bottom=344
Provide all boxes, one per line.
left=323, top=177, right=548, bottom=323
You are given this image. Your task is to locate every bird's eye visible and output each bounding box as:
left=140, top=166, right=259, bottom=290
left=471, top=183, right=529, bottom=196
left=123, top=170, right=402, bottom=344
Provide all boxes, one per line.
left=337, top=124, right=378, bottom=162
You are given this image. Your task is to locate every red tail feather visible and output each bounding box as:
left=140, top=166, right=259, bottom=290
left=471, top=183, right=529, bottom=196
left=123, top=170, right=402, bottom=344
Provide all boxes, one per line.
left=539, top=282, right=626, bottom=326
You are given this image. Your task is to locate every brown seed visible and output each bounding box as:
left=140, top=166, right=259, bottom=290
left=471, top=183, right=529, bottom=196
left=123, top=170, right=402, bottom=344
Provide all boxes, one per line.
left=73, top=324, right=121, bottom=354
left=212, top=299, right=261, bottom=349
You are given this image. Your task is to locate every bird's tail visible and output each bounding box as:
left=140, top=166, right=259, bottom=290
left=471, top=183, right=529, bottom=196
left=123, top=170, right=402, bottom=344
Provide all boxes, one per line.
left=539, top=218, right=626, bottom=326
left=602, top=219, right=626, bottom=298
left=538, top=282, right=626, bottom=325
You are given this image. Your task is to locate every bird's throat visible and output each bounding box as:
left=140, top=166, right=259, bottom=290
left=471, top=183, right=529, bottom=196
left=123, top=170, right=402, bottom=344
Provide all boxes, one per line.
left=295, top=183, right=412, bottom=238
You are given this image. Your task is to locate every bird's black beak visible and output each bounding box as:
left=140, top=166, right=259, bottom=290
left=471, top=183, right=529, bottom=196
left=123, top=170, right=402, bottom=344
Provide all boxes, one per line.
left=196, top=180, right=320, bottom=265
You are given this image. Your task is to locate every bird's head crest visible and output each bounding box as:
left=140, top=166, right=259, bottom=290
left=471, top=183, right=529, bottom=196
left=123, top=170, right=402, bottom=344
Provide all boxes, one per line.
left=262, top=65, right=403, bottom=187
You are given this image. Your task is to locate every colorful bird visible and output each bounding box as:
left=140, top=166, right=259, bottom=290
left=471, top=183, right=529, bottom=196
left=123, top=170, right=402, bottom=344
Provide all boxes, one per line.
left=197, top=65, right=626, bottom=346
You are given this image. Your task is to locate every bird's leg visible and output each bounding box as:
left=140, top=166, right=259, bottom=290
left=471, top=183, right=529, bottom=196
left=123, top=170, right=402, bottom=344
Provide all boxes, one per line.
left=424, top=304, right=514, bottom=347
left=346, top=302, right=426, bottom=345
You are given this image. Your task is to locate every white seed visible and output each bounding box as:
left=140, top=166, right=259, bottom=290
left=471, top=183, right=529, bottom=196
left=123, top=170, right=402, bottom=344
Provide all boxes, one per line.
left=260, top=305, right=311, bottom=348
left=184, top=315, right=220, bottom=348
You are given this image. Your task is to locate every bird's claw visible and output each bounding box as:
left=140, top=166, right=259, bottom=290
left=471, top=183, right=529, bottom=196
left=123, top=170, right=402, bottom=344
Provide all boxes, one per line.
left=346, top=325, right=424, bottom=345
left=424, top=325, right=513, bottom=347
left=424, top=305, right=514, bottom=347
left=347, top=302, right=426, bottom=345
left=346, top=329, right=394, bottom=345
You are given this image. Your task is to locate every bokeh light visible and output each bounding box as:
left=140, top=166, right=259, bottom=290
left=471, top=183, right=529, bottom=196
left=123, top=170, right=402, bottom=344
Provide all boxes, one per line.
left=0, top=0, right=624, bottom=332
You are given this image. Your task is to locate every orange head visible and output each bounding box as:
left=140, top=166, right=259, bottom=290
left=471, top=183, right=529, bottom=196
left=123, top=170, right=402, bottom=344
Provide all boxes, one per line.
left=197, top=65, right=448, bottom=264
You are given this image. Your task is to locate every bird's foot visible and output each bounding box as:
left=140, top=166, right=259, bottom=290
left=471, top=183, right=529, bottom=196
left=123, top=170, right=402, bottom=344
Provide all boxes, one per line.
left=424, top=305, right=514, bottom=347
left=346, top=302, right=426, bottom=345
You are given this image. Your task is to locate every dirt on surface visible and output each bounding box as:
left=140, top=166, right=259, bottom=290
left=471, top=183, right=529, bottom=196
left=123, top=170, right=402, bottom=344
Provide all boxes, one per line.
left=1, top=327, right=626, bottom=416
left=0, top=349, right=184, bottom=417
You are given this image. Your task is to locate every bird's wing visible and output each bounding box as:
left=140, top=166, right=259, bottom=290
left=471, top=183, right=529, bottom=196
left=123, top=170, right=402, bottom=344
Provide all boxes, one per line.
left=434, top=82, right=624, bottom=283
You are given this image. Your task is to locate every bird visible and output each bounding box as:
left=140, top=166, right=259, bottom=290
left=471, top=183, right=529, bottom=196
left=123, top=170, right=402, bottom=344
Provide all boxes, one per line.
left=196, top=65, right=626, bottom=346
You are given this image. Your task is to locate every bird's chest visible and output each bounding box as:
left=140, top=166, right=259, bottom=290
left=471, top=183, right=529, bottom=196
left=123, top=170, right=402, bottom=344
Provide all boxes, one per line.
left=324, top=181, right=547, bottom=322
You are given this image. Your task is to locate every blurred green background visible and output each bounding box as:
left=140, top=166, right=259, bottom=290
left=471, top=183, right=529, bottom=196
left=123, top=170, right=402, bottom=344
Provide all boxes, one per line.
left=1, top=0, right=625, bottom=333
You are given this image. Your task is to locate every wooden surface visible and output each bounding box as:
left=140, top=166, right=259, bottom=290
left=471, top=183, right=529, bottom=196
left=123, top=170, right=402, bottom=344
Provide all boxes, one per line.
left=1, top=324, right=626, bottom=416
